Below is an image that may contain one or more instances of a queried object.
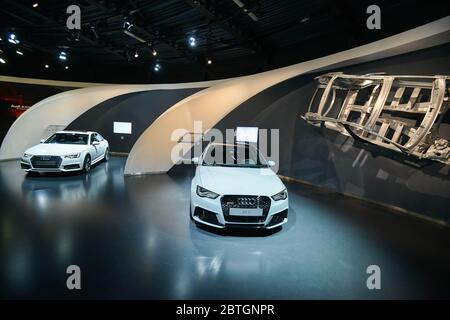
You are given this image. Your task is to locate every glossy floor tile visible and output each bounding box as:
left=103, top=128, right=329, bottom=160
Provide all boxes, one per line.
left=1, top=156, right=449, bottom=299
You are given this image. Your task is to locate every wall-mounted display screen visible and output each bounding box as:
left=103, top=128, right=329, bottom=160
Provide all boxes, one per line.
left=236, top=126, right=258, bottom=143
left=113, top=121, right=132, bottom=134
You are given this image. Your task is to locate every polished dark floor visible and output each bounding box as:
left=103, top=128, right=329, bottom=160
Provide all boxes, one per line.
left=1, top=156, right=450, bottom=299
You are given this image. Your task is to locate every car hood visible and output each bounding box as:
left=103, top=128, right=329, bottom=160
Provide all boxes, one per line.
left=197, top=166, right=285, bottom=196
left=24, top=143, right=89, bottom=156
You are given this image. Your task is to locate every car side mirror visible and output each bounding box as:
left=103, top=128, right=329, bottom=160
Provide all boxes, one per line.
left=268, top=160, right=276, bottom=167
left=92, top=141, right=100, bottom=145
left=40, top=139, right=45, bottom=143
left=192, top=157, right=199, bottom=165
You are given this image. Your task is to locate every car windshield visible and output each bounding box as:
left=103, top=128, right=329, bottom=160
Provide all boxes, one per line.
left=45, top=133, right=89, bottom=145
left=202, top=144, right=269, bottom=168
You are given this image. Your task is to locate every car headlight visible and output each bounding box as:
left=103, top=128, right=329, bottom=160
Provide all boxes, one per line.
left=196, top=186, right=219, bottom=199
left=64, top=153, right=81, bottom=159
left=271, top=189, right=288, bottom=201
left=23, top=153, right=32, bottom=158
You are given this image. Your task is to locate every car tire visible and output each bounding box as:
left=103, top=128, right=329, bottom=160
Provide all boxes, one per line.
left=104, top=148, right=109, bottom=162
left=83, top=154, right=91, bottom=173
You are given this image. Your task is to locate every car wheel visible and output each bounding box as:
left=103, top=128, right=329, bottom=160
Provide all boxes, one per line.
left=83, top=154, right=91, bottom=173
left=104, top=148, right=109, bottom=162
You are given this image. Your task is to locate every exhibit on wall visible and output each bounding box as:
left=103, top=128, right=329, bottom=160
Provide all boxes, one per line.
left=303, top=73, right=450, bottom=164
left=0, top=0, right=449, bottom=313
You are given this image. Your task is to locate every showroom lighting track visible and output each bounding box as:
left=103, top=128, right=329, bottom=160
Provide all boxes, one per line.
left=232, top=0, right=259, bottom=21
left=124, top=29, right=146, bottom=43
left=123, top=18, right=146, bottom=43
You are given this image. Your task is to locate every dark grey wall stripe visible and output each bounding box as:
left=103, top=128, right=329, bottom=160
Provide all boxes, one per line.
left=67, top=88, right=204, bottom=153
left=206, top=43, right=450, bottom=222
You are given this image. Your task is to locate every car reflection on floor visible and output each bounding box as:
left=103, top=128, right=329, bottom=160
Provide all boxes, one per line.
left=0, top=156, right=123, bottom=213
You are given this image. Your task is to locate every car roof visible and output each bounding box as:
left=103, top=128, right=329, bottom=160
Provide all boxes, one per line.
left=55, top=130, right=96, bottom=135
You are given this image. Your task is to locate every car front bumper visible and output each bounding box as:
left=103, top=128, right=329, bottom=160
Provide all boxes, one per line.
left=191, top=191, right=289, bottom=229
left=20, top=155, right=84, bottom=173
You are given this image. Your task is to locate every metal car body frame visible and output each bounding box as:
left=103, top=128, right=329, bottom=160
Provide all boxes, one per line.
left=303, top=72, right=450, bottom=164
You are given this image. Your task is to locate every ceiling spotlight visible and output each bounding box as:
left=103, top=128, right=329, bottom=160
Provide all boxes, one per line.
left=44, top=64, right=49, bottom=69
left=123, top=17, right=133, bottom=31
left=33, top=3, right=39, bottom=8
left=134, top=50, right=139, bottom=58
left=65, top=66, right=69, bottom=70
left=188, top=36, right=197, bottom=47
left=8, top=33, right=20, bottom=45
left=0, top=57, right=6, bottom=64
left=153, top=63, right=161, bottom=72
left=58, top=51, right=67, bottom=60
left=207, top=59, right=212, bottom=65
left=16, top=49, right=23, bottom=55
left=152, top=49, right=157, bottom=56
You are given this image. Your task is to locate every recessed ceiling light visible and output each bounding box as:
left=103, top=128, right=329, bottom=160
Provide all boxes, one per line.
left=58, top=51, right=67, bottom=60
left=152, top=49, right=157, bottom=56
left=33, top=3, right=39, bottom=8
left=0, top=58, right=6, bottom=64
left=65, top=66, right=69, bottom=70
left=207, top=59, right=212, bottom=65
left=16, top=49, right=23, bottom=55
left=45, top=64, right=49, bottom=68
left=8, top=33, right=20, bottom=45
left=188, top=36, right=197, bottom=47
left=134, top=51, right=139, bottom=58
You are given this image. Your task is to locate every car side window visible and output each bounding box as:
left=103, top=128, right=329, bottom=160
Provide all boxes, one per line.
left=97, top=134, right=104, bottom=141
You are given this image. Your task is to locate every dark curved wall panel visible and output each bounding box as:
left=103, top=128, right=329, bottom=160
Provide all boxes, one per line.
left=212, top=43, right=450, bottom=222
left=67, top=88, right=203, bottom=153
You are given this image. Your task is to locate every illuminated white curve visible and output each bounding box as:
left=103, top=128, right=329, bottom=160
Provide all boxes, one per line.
left=124, top=17, right=450, bottom=175
left=0, top=80, right=224, bottom=160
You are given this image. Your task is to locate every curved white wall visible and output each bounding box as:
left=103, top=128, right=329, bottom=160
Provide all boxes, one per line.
left=0, top=80, right=224, bottom=160
left=124, top=17, right=450, bottom=175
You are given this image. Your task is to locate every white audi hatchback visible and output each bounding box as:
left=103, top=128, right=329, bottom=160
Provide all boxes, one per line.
left=190, top=142, right=288, bottom=229
left=20, top=131, right=109, bottom=173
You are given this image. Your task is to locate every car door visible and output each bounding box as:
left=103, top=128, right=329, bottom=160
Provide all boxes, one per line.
left=97, top=133, right=107, bottom=154
left=90, top=133, right=101, bottom=160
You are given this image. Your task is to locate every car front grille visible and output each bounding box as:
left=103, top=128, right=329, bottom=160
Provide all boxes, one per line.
left=30, top=155, right=62, bottom=169
left=221, top=195, right=271, bottom=223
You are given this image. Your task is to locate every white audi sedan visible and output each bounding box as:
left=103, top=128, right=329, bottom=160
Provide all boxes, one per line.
left=190, top=142, right=288, bottom=229
left=20, top=131, right=109, bottom=173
